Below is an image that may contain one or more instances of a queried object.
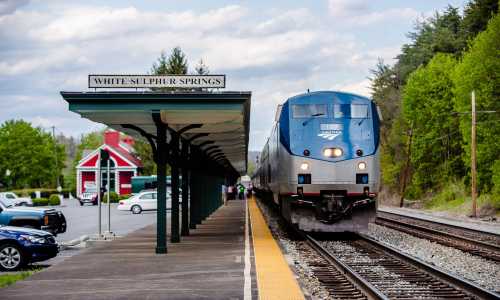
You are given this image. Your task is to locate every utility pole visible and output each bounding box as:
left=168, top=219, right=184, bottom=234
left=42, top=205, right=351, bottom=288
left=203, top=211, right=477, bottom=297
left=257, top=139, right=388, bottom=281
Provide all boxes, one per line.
left=471, top=91, right=477, bottom=218
left=51, top=126, right=60, bottom=189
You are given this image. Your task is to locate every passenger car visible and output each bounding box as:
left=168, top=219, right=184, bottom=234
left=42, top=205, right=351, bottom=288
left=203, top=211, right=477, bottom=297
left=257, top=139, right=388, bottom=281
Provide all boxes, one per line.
left=0, top=225, right=58, bottom=271
left=0, top=192, right=32, bottom=206
left=117, top=190, right=176, bottom=214
left=0, top=198, right=66, bottom=235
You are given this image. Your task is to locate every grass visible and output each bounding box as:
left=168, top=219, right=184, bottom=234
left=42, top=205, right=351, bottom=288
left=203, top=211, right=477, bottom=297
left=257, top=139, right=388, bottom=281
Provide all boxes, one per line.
left=0, top=271, right=35, bottom=288
left=423, top=181, right=500, bottom=217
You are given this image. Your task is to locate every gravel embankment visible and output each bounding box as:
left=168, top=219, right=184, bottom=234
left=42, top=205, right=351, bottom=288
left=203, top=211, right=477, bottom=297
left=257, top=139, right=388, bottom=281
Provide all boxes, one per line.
left=255, top=200, right=331, bottom=299
left=367, top=223, right=500, bottom=292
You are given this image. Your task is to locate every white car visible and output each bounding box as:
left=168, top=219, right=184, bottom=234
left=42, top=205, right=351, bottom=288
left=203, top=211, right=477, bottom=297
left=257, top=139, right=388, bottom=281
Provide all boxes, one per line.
left=0, top=192, right=32, bottom=206
left=118, top=190, right=178, bottom=214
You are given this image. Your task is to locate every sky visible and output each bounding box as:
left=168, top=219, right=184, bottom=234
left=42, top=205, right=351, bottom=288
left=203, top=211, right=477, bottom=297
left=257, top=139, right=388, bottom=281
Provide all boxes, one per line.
left=0, top=0, right=466, bottom=151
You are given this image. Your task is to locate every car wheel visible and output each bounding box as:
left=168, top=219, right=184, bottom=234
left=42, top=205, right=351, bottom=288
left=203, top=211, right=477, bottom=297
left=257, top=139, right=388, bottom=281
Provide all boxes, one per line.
left=131, top=205, right=142, bottom=214
left=0, top=244, right=25, bottom=271
left=79, top=201, right=84, bottom=206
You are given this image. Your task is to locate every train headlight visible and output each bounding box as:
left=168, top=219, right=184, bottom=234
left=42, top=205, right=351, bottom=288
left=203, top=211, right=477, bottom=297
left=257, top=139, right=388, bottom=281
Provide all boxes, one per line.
left=300, top=162, right=309, bottom=171
left=323, top=148, right=343, bottom=157
left=358, top=162, right=367, bottom=170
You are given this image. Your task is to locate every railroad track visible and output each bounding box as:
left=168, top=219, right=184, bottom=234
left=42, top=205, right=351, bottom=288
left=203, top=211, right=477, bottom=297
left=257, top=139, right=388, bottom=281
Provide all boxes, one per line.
left=300, top=230, right=499, bottom=299
left=376, top=211, right=500, bottom=262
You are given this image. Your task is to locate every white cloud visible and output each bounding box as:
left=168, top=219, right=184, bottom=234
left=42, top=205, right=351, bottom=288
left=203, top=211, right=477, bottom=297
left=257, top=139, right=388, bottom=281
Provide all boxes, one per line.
left=0, top=2, right=413, bottom=151
left=332, top=79, right=372, bottom=97
left=0, top=0, right=29, bottom=16
left=327, top=0, right=419, bottom=26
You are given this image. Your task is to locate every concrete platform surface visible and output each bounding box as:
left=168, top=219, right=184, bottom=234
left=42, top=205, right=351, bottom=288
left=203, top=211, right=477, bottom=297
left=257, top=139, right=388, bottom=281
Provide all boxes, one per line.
left=1, top=201, right=247, bottom=300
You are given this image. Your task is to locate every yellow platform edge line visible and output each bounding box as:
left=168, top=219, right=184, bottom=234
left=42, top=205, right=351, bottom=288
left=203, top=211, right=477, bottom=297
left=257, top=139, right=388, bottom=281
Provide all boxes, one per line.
left=248, top=197, right=305, bottom=300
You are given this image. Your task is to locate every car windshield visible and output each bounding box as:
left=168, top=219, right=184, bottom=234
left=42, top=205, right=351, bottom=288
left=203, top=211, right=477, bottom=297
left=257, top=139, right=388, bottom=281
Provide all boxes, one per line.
left=5, top=193, right=16, bottom=199
left=0, top=198, right=15, bottom=208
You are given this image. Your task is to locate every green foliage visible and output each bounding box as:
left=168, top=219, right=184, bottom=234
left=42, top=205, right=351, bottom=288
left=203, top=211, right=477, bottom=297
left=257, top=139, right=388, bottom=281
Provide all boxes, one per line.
left=101, top=191, right=119, bottom=203
left=151, top=47, right=188, bottom=76
left=403, top=54, right=464, bottom=192
left=370, top=0, right=499, bottom=207
left=461, top=0, right=499, bottom=42
left=0, top=120, right=65, bottom=189
left=424, top=181, right=467, bottom=210
left=453, top=13, right=500, bottom=192
left=48, top=194, right=61, bottom=206
left=32, top=198, right=49, bottom=206
left=0, top=271, right=35, bottom=288
left=119, top=194, right=131, bottom=200
left=133, top=139, right=156, bottom=175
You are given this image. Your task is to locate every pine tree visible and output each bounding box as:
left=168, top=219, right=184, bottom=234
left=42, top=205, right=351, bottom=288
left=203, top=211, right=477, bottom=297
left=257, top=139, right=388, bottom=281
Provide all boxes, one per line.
left=194, top=59, right=209, bottom=75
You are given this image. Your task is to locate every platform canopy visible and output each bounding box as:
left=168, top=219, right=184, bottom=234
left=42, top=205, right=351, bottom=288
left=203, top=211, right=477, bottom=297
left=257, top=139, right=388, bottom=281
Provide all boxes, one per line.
left=61, top=91, right=251, bottom=175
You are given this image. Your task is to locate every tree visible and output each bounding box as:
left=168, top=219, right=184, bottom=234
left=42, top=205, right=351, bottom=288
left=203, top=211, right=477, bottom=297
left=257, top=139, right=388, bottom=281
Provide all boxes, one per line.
left=152, top=47, right=188, bottom=75
left=0, top=120, right=65, bottom=189
left=453, top=13, right=500, bottom=192
left=461, top=0, right=499, bottom=43
left=194, top=59, right=209, bottom=75
left=403, top=54, right=463, bottom=196
left=133, top=139, right=156, bottom=176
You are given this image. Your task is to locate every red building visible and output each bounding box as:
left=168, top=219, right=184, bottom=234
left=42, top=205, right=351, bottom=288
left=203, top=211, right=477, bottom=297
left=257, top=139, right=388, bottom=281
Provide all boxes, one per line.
left=76, top=130, right=142, bottom=197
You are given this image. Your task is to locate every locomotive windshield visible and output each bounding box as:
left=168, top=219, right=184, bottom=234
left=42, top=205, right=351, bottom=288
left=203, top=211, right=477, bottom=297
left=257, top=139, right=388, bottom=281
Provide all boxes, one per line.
left=334, top=104, right=369, bottom=119
left=292, top=104, right=327, bottom=118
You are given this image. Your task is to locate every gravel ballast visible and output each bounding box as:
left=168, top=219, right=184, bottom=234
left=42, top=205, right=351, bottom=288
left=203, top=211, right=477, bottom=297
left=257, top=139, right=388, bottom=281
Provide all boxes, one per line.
left=367, top=223, right=500, bottom=292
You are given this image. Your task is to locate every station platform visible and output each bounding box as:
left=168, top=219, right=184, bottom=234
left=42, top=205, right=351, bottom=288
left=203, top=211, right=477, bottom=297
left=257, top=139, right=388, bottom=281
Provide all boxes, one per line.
left=379, top=205, right=500, bottom=235
left=1, top=198, right=305, bottom=300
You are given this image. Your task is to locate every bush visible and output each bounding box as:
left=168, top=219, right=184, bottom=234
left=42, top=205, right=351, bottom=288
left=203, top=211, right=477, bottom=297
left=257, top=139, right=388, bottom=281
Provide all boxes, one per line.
left=32, top=198, right=49, bottom=207
left=8, top=188, right=74, bottom=199
left=101, top=192, right=119, bottom=203
left=119, top=194, right=131, bottom=200
left=48, top=194, right=61, bottom=206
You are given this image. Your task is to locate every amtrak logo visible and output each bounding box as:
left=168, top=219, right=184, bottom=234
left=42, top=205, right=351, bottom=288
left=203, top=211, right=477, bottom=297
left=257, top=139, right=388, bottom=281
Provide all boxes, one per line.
left=318, top=132, right=341, bottom=140
left=318, top=123, right=343, bottom=140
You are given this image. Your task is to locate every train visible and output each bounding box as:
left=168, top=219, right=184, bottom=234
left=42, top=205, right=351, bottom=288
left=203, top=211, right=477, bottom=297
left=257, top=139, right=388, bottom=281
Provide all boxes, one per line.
left=251, top=91, right=380, bottom=232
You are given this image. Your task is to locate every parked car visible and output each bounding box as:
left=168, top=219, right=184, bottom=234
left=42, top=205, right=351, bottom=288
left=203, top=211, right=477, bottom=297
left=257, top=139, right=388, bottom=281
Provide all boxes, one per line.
left=0, top=225, right=58, bottom=271
left=118, top=190, right=178, bottom=214
left=78, top=192, right=98, bottom=206
left=0, top=198, right=66, bottom=236
left=0, top=192, right=32, bottom=206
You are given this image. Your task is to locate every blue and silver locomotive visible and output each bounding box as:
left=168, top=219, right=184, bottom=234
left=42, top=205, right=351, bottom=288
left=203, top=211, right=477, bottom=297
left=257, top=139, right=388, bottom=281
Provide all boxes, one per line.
left=252, top=91, right=380, bottom=232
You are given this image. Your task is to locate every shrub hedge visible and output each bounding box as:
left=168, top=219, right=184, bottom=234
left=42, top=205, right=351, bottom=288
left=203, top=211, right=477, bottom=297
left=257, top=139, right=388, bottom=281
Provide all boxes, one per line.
left=101, top=192, right=119, bottom=203
left=32, top=198, right=49, bottom=206
left=48, top=194, right=61, bottom=206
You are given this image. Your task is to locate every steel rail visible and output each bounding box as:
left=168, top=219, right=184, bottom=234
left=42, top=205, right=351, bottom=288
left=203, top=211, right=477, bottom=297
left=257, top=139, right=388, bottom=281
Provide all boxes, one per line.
left=302, top=232, right=389, bottom=300
left=376, top=215, right=500, bottom=261
left=358, top=233, right=500, bottom=300
left=378, top=210, right=500, bottom=245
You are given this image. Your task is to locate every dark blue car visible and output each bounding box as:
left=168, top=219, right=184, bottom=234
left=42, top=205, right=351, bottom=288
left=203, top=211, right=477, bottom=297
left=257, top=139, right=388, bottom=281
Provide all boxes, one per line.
left=0, top=225, right=58, bottom=271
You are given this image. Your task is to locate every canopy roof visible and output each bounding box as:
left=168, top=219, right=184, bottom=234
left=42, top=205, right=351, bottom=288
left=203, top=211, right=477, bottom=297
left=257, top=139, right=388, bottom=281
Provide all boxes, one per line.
left=61, top=91, right=251, bottom=175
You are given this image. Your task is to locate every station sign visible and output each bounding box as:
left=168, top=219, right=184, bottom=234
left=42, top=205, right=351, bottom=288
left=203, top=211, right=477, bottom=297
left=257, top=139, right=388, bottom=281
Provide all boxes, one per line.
left=88, top=74, right=226, bottom=89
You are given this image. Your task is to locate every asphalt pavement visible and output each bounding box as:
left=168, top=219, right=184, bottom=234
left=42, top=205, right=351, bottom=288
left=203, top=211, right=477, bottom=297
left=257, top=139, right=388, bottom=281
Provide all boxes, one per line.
left=56, top=198, right=160, bottom=242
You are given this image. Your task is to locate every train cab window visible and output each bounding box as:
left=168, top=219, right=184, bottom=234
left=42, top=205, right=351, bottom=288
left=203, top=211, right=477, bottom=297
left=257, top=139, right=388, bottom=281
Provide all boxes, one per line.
left=334, top=104, right=369, bottom=118
left=292, top=104, right=327, bottom=118
left=351, top=104, right=369, bottom=118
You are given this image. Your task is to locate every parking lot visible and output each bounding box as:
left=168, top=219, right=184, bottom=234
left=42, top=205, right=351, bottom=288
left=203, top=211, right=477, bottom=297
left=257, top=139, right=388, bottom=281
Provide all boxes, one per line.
left=56, top=198, right=160, bottom=242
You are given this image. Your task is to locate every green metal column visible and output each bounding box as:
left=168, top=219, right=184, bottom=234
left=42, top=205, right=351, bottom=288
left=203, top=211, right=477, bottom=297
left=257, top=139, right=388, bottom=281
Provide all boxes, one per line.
left=170, top=133, right=180, bottom=243
left=189, top=169, right=198, bottom=229
left=155, top=116, right=167, bottom=254
left=181, top=140, right=189, bottom=236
